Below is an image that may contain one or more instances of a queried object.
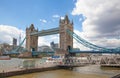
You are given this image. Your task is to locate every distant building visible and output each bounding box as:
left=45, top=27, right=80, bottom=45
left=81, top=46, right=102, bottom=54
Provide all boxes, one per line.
left=13, top=38, right=17, bottom=47
left=0, top=43, right=13, bottom=54
left=0, top=43, right=25, bottom=55
left=38, top=45, right=53, bottom=52
left=50, top=41, right=58, bottom=50
left=0, top=46, right=3, bottom=55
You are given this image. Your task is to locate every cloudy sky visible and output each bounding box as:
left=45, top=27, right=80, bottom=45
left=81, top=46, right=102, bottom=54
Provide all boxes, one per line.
left=0, top=0, right=120, bottom=50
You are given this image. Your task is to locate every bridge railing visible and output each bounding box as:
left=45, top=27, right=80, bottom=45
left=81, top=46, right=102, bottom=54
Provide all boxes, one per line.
left=100, top=55, right=120, bottom=66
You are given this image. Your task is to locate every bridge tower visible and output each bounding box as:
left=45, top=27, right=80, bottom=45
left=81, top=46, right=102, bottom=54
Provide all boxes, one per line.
left=59, top=15, right=73, bottom=52
left=26, top=24, right=38, bottom=52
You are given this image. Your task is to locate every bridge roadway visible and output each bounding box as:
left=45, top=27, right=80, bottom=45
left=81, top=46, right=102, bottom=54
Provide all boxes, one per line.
left=3, top=49, right=120, bottom=56
left=32, top=51, right=54, bottom=56
left=30, top=27, right=59, bottom=36
left=69, top=50, right=120, bottom=54
left=3, top=52, right=20, bottom=55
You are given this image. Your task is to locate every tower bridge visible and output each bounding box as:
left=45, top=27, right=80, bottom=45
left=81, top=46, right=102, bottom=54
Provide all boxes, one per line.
left=6, top=15, right=120, bottom=57
left=26, top=15, right=73, bottom=55
left=26, top=15, right=120, bottom=56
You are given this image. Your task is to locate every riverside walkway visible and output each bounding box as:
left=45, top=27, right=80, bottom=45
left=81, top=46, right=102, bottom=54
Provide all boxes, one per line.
left=0, top=56, right=120, bottom=77
left=0, top=59, right=59, bottom=77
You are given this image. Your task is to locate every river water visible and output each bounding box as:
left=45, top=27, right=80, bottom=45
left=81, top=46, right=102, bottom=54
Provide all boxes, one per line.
left=0, top=58, right=120, bottom=78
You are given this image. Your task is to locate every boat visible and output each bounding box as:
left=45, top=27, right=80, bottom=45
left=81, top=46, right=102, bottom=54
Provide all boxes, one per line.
left=0, top=56, right=11, bottom=60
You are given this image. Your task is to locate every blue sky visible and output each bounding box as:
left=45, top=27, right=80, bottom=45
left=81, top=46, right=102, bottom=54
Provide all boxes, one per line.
left=0, top=0, right=83, bottom=31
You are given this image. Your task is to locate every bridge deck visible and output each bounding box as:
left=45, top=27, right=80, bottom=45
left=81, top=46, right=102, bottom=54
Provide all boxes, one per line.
left=30, top=27, right=59, bottom=36
left=69, top=50, right=120, bottom=54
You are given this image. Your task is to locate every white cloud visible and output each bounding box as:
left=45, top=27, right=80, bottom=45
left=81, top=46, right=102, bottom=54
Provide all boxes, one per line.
left=73, top=30, right=91, bottom=50
left=52, top=14, right=60, bottom=18
left=0, top=25, right=59, bottom=49
left=39, top=19, right=47, bottom=23
left=38, top=34, right=59, bottom=47
left=60, top=16, right=64, bottom=20
left=73, top=29, right=120, bottom=50
left=38, top=37, right=49, bottom=46
left=0, top=25, right=25, bottom=45
left=52, top=14, right=65, bottom=21
left=71, top=0, right=120, bottom=49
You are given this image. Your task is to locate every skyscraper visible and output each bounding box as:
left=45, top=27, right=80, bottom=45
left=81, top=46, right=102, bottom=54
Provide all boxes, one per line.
left=13, top=38, right=17, bottom=46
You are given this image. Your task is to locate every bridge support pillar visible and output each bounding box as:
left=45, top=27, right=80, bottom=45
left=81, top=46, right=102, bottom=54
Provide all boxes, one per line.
left=59, top=15, right=73, bottom=53
left=26, top=24, right=38, bottom=52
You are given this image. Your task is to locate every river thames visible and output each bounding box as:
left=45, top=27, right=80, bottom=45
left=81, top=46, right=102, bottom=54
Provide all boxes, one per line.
left=0, top=58, right=120, bottom=78
left=8, top=66, right=120, bottom=78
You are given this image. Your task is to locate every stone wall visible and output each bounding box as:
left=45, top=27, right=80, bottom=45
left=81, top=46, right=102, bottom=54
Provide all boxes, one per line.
left=59, top=15, right=73, bottom=52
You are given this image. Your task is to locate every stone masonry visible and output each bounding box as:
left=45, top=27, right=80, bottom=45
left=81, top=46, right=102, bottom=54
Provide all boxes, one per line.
left=26, top=24, right=38, bottom=52
left=59, top=15, right=73, bottom=51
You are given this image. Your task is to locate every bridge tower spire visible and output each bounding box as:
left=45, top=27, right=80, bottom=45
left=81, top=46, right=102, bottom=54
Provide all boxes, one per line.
left=26, top=24, right=38, bottom=52
left=59, top=15, right=73, bottom=52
